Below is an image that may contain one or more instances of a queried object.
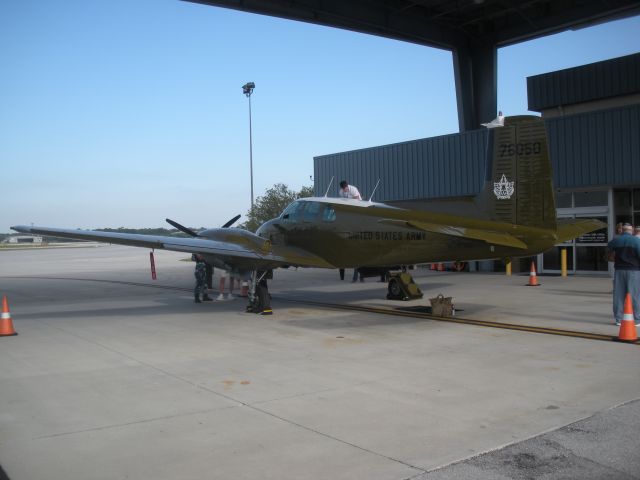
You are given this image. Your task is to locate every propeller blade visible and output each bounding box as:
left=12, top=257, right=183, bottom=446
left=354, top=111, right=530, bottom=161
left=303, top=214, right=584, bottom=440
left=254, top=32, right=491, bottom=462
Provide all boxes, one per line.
left=166, top=218, right=199, bottom=237
left=221, top=214, right=241, bottom=228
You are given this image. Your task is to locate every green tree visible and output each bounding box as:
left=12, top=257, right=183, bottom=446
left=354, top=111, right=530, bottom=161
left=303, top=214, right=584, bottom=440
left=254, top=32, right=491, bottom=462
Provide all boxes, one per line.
left=240, top=183, right=314, bottom=232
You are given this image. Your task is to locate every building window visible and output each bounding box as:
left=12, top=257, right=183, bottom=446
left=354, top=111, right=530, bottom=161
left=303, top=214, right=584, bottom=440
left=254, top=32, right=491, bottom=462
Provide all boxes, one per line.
left=576, top=246, right=608, bottom=271
left=613, top=188, right=640, bottom=226
left=543, top=246, right=574, bottom=271
left=547, top=190, right=610, bottom=273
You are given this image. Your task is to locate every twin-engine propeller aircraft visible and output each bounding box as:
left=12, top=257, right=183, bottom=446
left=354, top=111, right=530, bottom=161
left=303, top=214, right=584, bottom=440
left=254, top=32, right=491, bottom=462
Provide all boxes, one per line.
left=13, top=116, right=604, bottom=313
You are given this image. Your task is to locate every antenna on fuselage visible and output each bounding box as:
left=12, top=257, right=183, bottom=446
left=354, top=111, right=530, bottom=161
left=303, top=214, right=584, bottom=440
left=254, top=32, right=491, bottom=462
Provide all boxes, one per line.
left=368, top=178, right=381, bottom=202
left=323, top=176, right=334, bottom=197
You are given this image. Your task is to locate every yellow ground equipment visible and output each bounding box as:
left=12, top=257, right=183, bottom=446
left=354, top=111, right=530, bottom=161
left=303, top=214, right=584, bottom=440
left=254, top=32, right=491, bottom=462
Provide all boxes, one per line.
left=386, top=272, right=423, bottom=301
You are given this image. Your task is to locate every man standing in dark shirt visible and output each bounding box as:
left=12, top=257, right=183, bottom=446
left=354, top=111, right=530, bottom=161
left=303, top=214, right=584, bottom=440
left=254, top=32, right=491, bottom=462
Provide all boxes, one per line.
left=607, top=223, right=640, bottom=326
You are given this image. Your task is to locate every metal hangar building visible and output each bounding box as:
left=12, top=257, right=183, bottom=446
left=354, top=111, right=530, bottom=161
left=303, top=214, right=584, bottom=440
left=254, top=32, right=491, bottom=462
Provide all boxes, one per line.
left=189, top=1, right=640, bottom=274
left=315, top=52, right=640, bottom=275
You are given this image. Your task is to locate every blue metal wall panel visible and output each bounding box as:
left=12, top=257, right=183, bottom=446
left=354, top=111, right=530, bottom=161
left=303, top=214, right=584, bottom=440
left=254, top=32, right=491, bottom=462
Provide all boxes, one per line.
left=547, top=104, right=640, bottom=188
left=528, top=53, right=640, bottom=111
left=314, top=129, right=488, bottom=201
left=314, top=105, right=640, bottom=201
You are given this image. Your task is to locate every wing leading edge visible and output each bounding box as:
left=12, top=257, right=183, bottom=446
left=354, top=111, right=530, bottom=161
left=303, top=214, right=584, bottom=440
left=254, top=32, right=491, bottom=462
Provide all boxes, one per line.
left=10, top=225, right=335, bottom=270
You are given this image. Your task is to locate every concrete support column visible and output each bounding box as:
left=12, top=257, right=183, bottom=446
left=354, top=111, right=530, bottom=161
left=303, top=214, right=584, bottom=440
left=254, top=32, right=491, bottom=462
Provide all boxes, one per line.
left=452, top=41, right=497, bottom=132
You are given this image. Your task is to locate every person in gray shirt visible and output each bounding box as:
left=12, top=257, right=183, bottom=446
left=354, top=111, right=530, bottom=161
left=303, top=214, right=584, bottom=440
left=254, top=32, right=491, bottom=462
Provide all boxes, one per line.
left=607, top=223, right=640, bottom=326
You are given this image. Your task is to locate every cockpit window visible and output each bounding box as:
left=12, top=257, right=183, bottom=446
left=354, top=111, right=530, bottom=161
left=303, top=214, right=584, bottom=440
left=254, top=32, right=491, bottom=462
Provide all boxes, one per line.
left=302, top=201, right=321, bottom=222
left=282, top=200, right=335, bottom=224
left=322, top=205, right=336, bottom=222
left=281, top=201, right=302, bottom=223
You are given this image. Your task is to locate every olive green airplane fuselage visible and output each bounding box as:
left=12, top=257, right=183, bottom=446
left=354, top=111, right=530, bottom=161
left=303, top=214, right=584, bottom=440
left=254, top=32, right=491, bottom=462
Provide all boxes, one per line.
left=256, top=198, right=558, bottom=268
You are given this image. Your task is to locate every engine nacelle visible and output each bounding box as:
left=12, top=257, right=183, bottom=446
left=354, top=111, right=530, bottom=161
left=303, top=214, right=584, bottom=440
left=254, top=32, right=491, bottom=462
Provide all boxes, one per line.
left=199, top=228, right=272, bottom=254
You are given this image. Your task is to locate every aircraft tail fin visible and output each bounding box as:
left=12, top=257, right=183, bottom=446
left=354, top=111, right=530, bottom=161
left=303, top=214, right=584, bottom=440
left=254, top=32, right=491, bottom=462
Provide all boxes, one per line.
left=475, top=115, right=557, bottom=230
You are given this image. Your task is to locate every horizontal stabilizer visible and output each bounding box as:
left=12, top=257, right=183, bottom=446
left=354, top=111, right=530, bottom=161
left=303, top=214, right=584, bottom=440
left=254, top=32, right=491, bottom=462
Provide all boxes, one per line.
left=378, top=219, right=528, bottom=249
left=555, top=218, right=607, bottom=244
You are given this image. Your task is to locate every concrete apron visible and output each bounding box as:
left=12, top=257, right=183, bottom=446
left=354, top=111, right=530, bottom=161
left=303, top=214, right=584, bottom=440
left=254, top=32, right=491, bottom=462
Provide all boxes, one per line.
left=0, top=246, right=638, bottom=480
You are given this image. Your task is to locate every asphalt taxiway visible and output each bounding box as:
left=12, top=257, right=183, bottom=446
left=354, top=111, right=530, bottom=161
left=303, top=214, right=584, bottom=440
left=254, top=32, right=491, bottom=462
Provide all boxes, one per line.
left=0, top=245, right=638, bottom=479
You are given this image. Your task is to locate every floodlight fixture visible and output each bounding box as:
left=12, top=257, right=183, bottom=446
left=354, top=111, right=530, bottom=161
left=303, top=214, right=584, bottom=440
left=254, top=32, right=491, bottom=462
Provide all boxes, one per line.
left=243, top=82, right=255, bottom=97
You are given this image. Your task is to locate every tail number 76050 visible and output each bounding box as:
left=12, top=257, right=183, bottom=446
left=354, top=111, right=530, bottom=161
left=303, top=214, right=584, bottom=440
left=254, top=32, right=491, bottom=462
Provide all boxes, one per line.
left=499, top=142, right=541, bottom=157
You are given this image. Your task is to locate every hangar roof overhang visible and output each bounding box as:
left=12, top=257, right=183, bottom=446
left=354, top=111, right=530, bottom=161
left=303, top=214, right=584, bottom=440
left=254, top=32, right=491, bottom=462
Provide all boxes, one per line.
left=186, top=0, right=640, bottom=51
left=185, top=0, right=640, bottom=131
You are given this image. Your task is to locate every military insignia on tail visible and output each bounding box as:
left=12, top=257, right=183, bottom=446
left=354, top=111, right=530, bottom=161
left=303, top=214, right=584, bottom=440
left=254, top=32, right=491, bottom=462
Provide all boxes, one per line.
left=493, top=174, right=515, bottom=200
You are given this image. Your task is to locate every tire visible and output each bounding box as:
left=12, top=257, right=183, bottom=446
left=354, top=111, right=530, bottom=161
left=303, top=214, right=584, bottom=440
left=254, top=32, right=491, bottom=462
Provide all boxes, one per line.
left=387, top=278, right=404, bottom=300
left=249, top=284, right=270, bottom=313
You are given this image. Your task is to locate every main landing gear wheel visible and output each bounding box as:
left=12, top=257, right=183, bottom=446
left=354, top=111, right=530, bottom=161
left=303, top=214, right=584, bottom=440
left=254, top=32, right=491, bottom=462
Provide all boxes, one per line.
left=246, top=271, right=272, bottom=313
left=248, top=283, right=270, bottom=313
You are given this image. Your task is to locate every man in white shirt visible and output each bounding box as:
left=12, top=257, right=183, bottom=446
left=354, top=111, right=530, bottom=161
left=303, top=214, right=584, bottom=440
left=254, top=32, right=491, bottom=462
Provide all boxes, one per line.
left=339, top=180, right=362, bottom=200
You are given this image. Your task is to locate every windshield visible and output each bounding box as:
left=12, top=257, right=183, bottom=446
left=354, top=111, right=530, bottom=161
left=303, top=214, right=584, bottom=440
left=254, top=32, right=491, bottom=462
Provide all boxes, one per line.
left=280, top=201, right=336, bottom=223
left=281, top=201, right=302, bottom=223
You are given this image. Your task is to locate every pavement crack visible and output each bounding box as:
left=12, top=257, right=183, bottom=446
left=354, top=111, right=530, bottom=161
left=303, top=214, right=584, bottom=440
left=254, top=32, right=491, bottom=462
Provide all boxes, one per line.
left=34, top=405, right=237, bottom=440
left=247, top=401, right=426, bottom=475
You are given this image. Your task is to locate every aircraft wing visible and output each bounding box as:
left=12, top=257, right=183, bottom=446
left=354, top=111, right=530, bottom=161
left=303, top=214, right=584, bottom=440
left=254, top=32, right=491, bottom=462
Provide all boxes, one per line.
left=10, top=225, right=335, bottom=270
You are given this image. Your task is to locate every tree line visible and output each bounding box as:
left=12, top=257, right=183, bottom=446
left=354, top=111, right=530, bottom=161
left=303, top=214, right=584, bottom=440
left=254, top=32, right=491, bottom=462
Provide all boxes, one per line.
left=2, top=183, right=314, bottom=238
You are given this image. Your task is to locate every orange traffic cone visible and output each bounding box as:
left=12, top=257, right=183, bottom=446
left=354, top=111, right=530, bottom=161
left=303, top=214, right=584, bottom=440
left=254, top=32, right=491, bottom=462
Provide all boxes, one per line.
left=437, top=263, right=444, bottom=272
left=615, top=293, right=638, bottom=343
left=240, top=281, right=249, bottom=297
left=526, top=261, right=540, bottom=286
left=430, top=263, right=436, bottom=271
left=0, top=296, right=17, bottom=336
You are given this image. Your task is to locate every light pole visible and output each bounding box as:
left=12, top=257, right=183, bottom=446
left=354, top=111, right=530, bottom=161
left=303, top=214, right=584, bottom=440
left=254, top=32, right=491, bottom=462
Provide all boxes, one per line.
left=242, top=82, right=255, bottom=208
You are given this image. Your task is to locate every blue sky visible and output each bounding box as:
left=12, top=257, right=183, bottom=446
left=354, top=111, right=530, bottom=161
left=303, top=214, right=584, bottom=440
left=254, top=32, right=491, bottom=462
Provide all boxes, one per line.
left=1, top=0, right=639, bottom=232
